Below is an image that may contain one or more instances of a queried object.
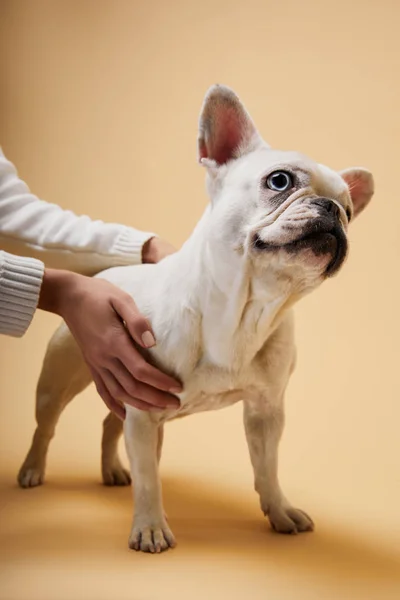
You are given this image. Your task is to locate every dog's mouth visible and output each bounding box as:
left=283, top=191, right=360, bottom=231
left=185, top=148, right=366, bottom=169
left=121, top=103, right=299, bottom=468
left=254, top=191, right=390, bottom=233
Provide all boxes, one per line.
left=253, top=225, right=347, bottom=277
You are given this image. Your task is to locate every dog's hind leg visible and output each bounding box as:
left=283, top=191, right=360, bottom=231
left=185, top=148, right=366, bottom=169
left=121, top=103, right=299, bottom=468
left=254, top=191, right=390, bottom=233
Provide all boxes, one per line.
left=18, top=324, right=92, bottom=488
left=101, top=412, right=131, bottom=486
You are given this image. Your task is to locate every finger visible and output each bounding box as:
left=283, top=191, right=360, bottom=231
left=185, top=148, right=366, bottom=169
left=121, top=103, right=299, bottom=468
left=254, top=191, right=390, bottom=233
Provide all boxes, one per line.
left=91, top=370, right=126, bottom=420
left=103, top=395, right=126, bottom=421
left=102, top=369, right=161, bottom=412
left=125, top=397, right=159, bottom=412
left=102, top=369, right=157, bottom=412
left=117, top=340, right=182, bottom=394
left=101, top=369, right=128, bottom=400
left=110, top=360, right=180, bottom=409
left=112, top=294, right=156, bottom=349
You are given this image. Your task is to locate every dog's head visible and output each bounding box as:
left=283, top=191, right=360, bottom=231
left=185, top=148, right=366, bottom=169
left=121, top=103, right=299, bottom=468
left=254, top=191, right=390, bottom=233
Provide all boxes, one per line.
left=198, top=85, right=374, bottom=293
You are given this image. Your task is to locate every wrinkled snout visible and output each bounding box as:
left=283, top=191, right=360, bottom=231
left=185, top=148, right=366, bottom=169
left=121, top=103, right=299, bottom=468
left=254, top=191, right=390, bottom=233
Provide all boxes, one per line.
left=295, top=197, right=348, bottom=276
left=252, top=196, right=348, bottom=277
left=301, top=197, right=343, bottom=241
left=313, top=197, right=341, bottom=222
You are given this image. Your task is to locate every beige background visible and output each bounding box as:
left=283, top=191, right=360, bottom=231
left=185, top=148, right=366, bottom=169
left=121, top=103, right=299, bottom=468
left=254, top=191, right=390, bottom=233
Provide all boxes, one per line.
left=0, top=1, right=399, bottom=599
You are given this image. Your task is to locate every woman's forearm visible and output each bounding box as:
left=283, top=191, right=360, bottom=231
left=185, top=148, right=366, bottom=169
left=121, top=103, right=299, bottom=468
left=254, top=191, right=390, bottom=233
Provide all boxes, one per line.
left=0, top=149, right=156, bottom=274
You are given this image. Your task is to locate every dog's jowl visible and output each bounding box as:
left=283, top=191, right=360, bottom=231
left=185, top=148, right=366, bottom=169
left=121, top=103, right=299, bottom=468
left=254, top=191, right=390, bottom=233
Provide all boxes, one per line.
left=18, top=85, right=374, bottom=553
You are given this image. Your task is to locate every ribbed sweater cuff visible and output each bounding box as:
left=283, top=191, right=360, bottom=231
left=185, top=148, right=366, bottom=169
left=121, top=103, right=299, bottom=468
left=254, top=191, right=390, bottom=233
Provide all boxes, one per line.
left=0, top=252, right=45, bottom=337
left=111, top=227, right=156, bottom=265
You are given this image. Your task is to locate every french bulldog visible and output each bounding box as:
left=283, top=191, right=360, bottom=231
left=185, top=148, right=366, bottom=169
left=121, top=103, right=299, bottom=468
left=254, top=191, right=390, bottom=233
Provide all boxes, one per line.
left=18, top=85, right=374, bottom=552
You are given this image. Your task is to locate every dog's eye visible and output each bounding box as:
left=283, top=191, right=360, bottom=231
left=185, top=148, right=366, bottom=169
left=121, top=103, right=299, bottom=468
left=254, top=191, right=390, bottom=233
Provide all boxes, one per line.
left=266, top=171, right=293, bottom=192
left=345, top=208, right=352, bottom=222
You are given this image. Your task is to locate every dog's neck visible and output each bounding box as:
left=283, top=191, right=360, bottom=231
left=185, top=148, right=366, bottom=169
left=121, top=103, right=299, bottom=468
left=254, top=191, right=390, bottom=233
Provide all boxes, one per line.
left=165, top=206, right=296, bottom=371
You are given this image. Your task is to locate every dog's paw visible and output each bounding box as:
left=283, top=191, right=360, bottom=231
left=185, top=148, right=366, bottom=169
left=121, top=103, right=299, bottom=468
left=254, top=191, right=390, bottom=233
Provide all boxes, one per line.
left=102, top=463, right=131, bottom=486
left=128, top=520, right=176, bottom=553
left=266, top=505, right=314, bottom=535
left=18, top=465, right=45, bottom=488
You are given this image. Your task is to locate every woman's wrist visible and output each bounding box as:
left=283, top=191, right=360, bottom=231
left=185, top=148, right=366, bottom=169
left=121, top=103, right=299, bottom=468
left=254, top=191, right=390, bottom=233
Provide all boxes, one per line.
left=142, top=237, right=176, bottom=263
left=38, top=269, right=80, bottom=316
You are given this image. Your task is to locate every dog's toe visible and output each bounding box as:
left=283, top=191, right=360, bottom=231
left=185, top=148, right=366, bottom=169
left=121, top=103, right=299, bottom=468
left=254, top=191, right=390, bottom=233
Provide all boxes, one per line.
left=128, top=522, right=176, bottom=553
left=286, top=508, right=314, bottom=532
left=102, top=465, right=131, bottom=486
left=18, top=466, right=44, bottom=488
left=267, top=505, right=314, bottom=534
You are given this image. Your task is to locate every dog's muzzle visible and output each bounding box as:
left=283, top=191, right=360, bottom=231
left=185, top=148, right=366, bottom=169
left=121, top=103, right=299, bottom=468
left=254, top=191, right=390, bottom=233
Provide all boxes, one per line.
left=253, top=198, right=348, bottom=277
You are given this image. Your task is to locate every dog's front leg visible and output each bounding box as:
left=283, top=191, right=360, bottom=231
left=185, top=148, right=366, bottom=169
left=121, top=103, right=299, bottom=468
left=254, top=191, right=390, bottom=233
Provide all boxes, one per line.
left=243, top=398, right=314, bottom=534
left=124, top=411, right=175, bottom=552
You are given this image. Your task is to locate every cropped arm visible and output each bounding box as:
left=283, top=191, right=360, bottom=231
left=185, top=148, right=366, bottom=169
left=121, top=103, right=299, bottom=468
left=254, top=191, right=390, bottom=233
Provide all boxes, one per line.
left=0, top=149, right=155, bottom=275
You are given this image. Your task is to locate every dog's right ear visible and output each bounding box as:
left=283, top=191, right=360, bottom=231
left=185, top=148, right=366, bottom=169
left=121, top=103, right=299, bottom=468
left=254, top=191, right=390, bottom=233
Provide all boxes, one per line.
left=198, top=85, right=264, bottom=167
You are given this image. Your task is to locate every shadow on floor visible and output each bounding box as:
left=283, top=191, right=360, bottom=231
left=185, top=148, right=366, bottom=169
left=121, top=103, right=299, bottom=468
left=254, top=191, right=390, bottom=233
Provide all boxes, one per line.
left=0, top=473, right=399, bottom=592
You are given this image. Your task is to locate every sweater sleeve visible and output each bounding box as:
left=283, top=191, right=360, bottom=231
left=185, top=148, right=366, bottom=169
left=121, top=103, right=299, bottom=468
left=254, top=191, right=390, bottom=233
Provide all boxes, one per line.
left=0, top=251, right=44, bottom=337
left=0, top=149, right=156, bottom=275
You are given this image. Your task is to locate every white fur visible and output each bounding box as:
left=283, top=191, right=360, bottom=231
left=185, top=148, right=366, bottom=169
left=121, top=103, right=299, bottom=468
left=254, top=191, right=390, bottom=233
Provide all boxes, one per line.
left=17, top=85, right=374, bottom=552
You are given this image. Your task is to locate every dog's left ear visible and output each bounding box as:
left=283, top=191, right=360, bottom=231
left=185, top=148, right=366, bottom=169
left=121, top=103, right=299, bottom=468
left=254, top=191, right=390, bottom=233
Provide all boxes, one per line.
left=340, top=168, right=374, bottom=219
left=198, top=84, right=264, bottom=167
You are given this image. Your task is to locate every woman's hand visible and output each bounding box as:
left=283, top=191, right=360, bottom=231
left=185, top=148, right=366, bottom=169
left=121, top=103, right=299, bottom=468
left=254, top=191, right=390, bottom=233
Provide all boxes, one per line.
left=142, top=236, right=177, bottom=263
left=38, top=269, right=182, bottom=419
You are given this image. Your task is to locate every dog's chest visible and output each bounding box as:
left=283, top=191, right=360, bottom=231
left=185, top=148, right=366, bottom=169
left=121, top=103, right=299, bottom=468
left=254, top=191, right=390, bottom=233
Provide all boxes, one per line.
left=174, top=389, right=243, bottom=420
left=159, top=361, right=261, bottom=424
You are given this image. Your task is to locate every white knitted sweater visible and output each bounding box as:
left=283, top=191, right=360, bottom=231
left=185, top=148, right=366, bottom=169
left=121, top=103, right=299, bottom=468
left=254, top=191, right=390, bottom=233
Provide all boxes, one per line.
left=0, top=149, right=155, bottom=337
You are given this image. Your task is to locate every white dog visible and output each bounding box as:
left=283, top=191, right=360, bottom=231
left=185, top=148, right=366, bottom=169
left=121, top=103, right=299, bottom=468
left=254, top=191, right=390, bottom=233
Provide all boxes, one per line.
left=18, top=85, right=374, bottom=553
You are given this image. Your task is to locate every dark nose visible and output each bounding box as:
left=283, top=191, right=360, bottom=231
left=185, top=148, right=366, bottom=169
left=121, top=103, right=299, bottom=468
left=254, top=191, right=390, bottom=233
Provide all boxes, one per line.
left=314, top=198, right=340, bottom=220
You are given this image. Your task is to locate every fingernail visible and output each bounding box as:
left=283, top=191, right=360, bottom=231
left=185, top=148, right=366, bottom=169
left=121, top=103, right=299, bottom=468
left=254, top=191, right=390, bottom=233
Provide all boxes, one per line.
left=169, top=387, right=182, bottom=394
left=167, top=402, right=180, bottom=409
left=142, top=331, right=156, bottom=348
